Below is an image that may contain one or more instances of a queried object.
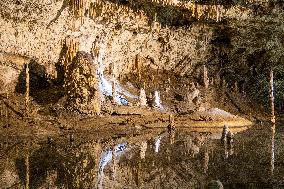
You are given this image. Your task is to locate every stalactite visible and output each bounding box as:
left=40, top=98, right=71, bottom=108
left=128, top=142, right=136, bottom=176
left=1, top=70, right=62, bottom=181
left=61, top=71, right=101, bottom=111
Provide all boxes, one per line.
left=134, top=54, right=142, bottom=82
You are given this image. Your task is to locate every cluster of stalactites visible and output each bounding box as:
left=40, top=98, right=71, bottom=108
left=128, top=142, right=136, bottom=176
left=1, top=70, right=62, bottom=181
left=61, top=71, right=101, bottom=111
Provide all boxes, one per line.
left=69, top=0, right=147, bottom=22
left=186, top=3, right=224, bottom=22
left=61, top=37, right=80, bottom=66
left=88, top=0, right=148, bottom=22
left=145, top=0, right=179, bottom=6
left=69, top=0, right=224, bottom=27
left=60, top=37, right=80, bottom=81
left=148, top=0, right=224, bottom=22
left=69, top=0, right=91, bottom=19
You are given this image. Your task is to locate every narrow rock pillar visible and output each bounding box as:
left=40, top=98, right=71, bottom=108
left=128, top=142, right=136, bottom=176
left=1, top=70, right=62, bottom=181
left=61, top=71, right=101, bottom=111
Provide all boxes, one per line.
left=203, top=64, right=209, bottom=89
left=269, top=69, right=275, bottom=124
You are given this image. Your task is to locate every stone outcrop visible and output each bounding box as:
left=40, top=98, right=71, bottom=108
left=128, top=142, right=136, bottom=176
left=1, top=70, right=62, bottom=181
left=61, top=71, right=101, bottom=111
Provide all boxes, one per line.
left=64, top=51, right=100, bottom=114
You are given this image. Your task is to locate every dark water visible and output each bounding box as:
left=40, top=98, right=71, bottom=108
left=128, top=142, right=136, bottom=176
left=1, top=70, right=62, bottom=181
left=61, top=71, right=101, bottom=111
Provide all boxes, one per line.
left=0, top=124, right=283, bottom=189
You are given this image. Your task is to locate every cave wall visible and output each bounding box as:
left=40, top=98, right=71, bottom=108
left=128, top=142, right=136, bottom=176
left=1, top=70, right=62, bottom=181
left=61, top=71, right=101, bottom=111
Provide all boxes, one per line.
left=1, top=0, right=284, bottom=108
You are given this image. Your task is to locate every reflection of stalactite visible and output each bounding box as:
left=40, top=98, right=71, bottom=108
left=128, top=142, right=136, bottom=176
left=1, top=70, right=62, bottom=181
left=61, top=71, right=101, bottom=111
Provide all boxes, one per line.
left=133, top=161, right=141, bottom=187
left=25, top=153, right=30, bottom=189
left=25, top=63, right=30, bottom=116
left=203, top=149, right=209, bottom=173
left=169, top=130, right=175, bottom=145
left=111, top=150, right=117, bottom=180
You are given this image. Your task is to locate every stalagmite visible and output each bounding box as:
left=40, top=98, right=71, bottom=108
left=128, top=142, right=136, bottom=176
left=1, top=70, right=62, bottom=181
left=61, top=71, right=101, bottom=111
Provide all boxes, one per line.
left=269, top=69, right=275, bottom=124
left=154, top=91, right=163, bottom=109
left=227, top=131, right=234, bottom=156
left=140, top=141, right=147, bottom=159
left=203, top=64, right=209, bottom=89
left=221, top=125, right=228, bottom=145
left=215, top=74, right=221, bottom=86
left=139, top=88, right=147, bottom=107
left=25, top=63, right=30, bottom=116
left=234, top=82, right=238, bottom=93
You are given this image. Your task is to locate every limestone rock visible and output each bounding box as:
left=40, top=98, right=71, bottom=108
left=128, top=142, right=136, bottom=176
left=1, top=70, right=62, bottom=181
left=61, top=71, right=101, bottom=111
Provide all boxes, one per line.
left=64, top=51, right=100, bottom=115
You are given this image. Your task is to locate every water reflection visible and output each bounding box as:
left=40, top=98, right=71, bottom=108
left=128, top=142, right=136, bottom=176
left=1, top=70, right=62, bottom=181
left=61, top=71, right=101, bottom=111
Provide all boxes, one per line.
left=270, top=123, right=275, bottom=177
left=98, top=142, right=127, bottom=189
left=97, top=150, right=112, bottom=189
left=0, top=124, right=282, bottom=188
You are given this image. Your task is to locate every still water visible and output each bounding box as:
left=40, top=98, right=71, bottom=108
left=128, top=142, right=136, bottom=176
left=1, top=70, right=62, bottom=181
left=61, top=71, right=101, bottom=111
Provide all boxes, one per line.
left=0, top=124, right=282, bottom=189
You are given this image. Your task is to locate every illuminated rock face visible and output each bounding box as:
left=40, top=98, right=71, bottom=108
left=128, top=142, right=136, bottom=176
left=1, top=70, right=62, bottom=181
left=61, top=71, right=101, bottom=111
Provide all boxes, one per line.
left=0, top=0, right=284, bottom=109
left=64, top=51, right=100, bottom=114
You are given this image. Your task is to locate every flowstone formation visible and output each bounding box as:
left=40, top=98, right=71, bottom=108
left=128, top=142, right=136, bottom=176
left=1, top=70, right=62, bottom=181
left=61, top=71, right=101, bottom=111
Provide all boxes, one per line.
left=64, top=51, right=100, bottom=115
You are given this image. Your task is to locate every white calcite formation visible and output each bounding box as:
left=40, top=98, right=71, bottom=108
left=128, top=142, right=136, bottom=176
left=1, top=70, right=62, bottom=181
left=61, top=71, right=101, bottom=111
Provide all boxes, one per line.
left=139, top=88, right=147, bottom=107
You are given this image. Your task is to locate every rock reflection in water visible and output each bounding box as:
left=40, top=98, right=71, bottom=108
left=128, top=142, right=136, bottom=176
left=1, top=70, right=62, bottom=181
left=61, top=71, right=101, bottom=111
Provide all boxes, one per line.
left=270, top=123, right=275, bottom=176
left=97, top=150, right=112, bottom=189
left=1, top=124, right=282, bottom=188
left=97, top=142, right=127, bottom=189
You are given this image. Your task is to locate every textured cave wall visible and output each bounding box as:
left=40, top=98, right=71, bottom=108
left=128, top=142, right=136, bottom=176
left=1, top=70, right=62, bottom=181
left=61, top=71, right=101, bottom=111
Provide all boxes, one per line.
left=0, top=0, right=284, bottom=109
left=0, top=0, right=213, bottom=76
